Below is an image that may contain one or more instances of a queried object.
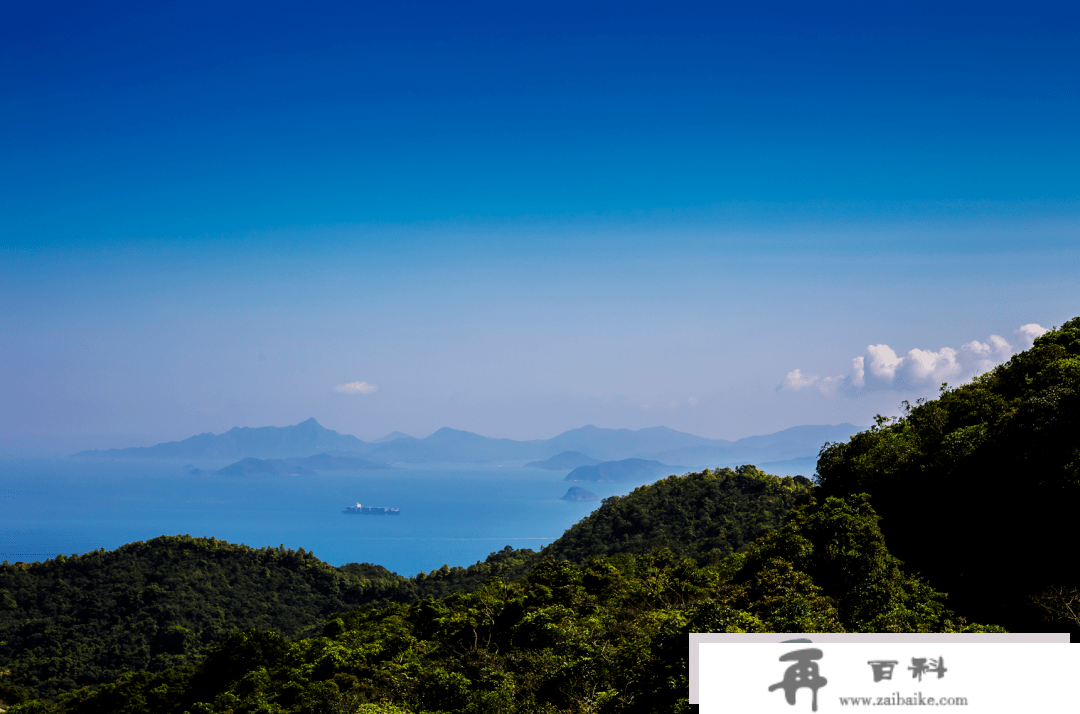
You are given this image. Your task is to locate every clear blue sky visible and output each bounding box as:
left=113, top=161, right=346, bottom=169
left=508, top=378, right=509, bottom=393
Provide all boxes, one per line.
left=2, top=1, right=1078, bottom=451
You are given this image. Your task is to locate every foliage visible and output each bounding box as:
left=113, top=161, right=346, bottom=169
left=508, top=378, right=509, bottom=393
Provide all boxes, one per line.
left=389, top=546, right=539, bottom=604
left=9, top=493, right=1002, bottom=714
left=545, top=465, right=814, bottom=565
left=724, top=493, right=990, bottom=633
left=0, top=537, right=372, bottom=698
left=816, top=316, right=1080, bottom=632
left=1030, top=586, right=1080, bottom=628
left=0, top=465, right=806, bottom=703
left=0, top=536, right=536, bottom=699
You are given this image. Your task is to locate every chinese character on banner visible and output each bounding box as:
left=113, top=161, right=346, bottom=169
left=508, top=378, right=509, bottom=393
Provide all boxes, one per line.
left=867, top=660, right=900, bottom=682
left=909, top=656, right=947, bottom=681
left=768, top=648, right=828, bottom=712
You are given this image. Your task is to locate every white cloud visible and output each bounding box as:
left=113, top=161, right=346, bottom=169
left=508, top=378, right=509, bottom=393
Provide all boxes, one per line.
left=851, top=356, right=866, bottom=388
left=867, top=344, right=902, bottom=381
left=333, top=381, right=379, bottom=395
left=780, top=323, right=1049, bottom=397
left=781, top=368, right=819, bottom=391
left=870, top=342, right=983, bottom=391
left=961, top=335, right=1012, bottom=376
left=1016, top=323, right=1049, bottom=346
left=899, top=346, right=961, bottom=386
left=779, top=368, right=852, bottom=397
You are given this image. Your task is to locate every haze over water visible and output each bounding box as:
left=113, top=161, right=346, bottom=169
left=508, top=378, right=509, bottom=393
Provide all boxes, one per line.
left=0, top=459, right=645, bottom=575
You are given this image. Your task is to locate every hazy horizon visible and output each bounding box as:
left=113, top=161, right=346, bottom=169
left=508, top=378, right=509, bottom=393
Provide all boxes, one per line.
left=3, top=2, right=1078, bottom=454
left=2, top=418, right=870, bottom=461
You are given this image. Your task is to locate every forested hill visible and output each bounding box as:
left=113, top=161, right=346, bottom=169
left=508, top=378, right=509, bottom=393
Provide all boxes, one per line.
left=0, top=537, right=384, bottom=699
left=9, top=491, right=1004, bottom=714
left=0, top=537, right=539, bottom=702
left=546, top=465, right=813, bottom=564
left=0, top=467, right=812, bottom=703
left=816, top=316, right=1080, bottom=634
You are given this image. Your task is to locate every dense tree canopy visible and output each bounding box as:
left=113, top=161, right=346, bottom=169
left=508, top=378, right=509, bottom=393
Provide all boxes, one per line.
left=723, top=493, right=990, bottom=633
left=6, top=492, right=1001, bottom=714
left=545, top=465, right=813, bottom=565
left=0, top=537, right=379, bottom=699
left=0, top=536, right=537, bottom=702
left=816, top=316, right=1080, bottom=633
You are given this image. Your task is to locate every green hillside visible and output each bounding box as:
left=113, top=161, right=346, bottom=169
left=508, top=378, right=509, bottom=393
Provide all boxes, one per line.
left=3, top=474, right=1007, bottom=713
left=0, top=537, right=541, bottom=703
left=0, top=537, right=386, bottom=700
left=0, top=466, right=811, bottom=704
left=7, top=491, right=1001, bottom=714
left=816, top=316, right=1080, bottom=633
left=545, top=465, right=812, bottom=564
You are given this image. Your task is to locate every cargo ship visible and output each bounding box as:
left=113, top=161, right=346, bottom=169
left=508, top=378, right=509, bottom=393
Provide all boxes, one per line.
left=343, top=502, right=400, bottom=515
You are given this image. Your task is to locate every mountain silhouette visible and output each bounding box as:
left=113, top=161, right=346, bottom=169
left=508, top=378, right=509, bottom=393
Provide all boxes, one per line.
left=76, top=418, right=365, bottom=460
left=78, top=420, right=865, bottom=469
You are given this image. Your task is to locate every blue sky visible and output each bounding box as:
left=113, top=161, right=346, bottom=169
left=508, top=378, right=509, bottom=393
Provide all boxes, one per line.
left=2, top=1, right=1078, bottom=451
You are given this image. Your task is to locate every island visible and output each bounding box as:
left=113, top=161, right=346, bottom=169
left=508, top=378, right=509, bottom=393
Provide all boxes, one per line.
left=565, top=458, right=680, bottom=483
left=561, top=487, right=599, bottom=501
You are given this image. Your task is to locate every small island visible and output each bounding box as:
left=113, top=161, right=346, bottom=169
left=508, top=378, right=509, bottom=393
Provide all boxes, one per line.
left=343, top=502, right=400, bottom=515
left=561, top=487, right=599, bottom=501
left=565, top=458, right=678, bottom=483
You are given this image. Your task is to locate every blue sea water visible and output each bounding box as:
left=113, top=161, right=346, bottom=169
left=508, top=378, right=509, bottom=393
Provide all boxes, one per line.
left=0, top=459, right=656, bottom=575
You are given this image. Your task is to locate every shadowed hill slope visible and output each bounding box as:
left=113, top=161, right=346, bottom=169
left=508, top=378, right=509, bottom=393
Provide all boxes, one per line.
left=545, top=465, right=813, bottom=564
left=817, top=316, right=1080, bottom=634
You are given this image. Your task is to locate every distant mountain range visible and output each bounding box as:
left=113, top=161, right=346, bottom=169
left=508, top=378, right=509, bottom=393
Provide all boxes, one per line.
left=79, top=418, right=365, bottom=461
left=75, top=418, right=863, bottom=470
left=183, top=454, right=393, bottom=477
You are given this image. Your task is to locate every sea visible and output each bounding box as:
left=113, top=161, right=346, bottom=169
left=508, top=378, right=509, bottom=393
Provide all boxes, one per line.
left=0, top=459, right=657, bottom=576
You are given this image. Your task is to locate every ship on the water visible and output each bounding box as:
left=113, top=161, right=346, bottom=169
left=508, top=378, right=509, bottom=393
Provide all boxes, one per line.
left=343, top=502, right=400, bottom=515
